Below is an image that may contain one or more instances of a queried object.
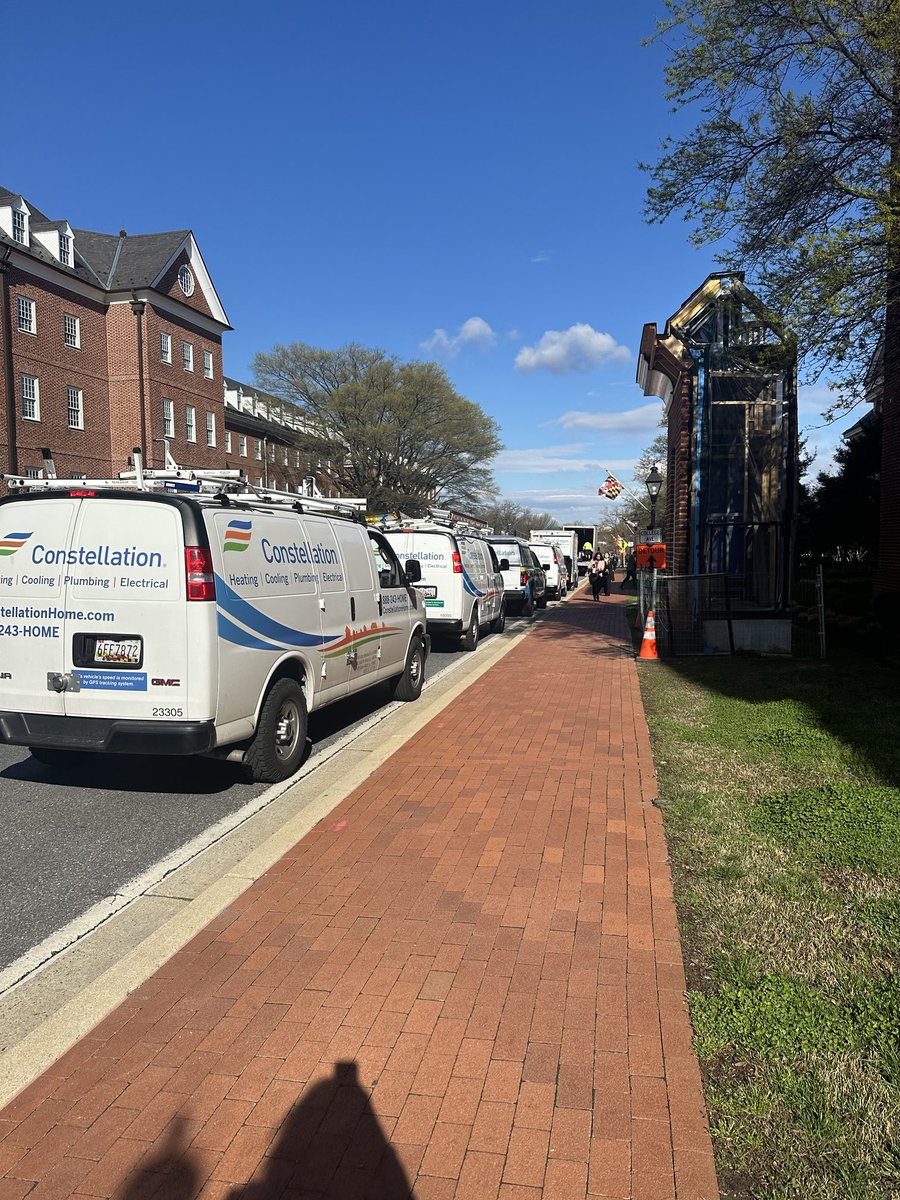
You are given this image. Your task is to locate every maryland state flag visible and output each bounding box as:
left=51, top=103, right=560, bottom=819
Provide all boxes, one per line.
left=598, top=473, right=622, bottom=499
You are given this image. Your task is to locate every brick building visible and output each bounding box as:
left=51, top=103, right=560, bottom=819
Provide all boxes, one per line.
left=636, top=272, right=799, bottom=608
left=0, top=186, right=231, bottom=483
left=223, top=376, right=339, bottom=497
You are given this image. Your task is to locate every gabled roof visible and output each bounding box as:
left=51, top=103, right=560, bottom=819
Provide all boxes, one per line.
left=72, top=228, right=189, bottom=289
left=0, top=186, right=229, bottom=327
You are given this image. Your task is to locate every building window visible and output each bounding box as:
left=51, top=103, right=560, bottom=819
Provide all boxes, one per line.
left=160, top=332, right=171, bottom=363
left=203, top=350, right=213, bottom=379
left=281, top=446, right=288, bottom=466
left=67, top=386, right=84, bottom=430
left=64, top=313, right=81, bottom=349
left=20, top=374, right=39, bottom=420
left=206, top=412, right=216, bottom=447
left=182, top=342, right=193, bottom=372
left=186, top=405, right=196, bottom=442
left=12, top=210, right=26, bottom=244
left=23, top=466, right=41, bottom=479
left=225, top=430, right=232, bottom=453
left=16, top=296, right=35, bottom=334
left=59, top=233, right=71, bottom=266
left=163, top=398, right=174, bottom=438
left=294, top=449, right=301, bottom=468
left=178, top=265, right=195, bottom=296
left=255, top=440, right=262, bottom=460
left=239, top=435, right=247, bottom=457
left=256, top=477, right=264, bottom=488
left=268, top=444, right=275, bottom=463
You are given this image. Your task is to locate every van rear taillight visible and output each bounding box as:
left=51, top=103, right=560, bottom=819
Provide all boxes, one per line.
left=452, top=551, right=463, bottom=574
left=185, top=547, right=216, bottom=601
left=520, top=569, right=529, bottom=586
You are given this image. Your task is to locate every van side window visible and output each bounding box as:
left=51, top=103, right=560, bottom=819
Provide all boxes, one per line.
left=367, top=529, right=402, bottom=589
left=487, top=545, right=501, bottom=572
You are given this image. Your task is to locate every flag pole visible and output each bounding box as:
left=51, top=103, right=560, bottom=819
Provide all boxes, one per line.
left=598, top=469, right=652, bottom=514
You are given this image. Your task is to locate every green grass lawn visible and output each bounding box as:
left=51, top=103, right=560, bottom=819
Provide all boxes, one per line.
left=638, top=650, right=900, bottom=1200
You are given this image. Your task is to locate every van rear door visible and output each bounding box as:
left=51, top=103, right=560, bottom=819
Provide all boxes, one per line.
left=60, top=497, right=196, bottom=721
left=0, top=497, right=78, bottom=718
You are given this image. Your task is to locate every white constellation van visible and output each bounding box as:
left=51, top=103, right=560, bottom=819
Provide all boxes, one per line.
left=529, top=541, right=568, bottom=600
left=0, top=484, right=429, bottom=783
left=381, top=522, right=505, bottom=651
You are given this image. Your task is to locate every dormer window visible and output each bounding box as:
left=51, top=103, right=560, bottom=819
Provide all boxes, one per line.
left=59, top=233, right=71, bottom=266
left=12, top=210, right=27, bottom=245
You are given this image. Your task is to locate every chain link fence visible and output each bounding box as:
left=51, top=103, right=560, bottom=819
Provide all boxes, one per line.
left=637, top=568, right=825, bottom=658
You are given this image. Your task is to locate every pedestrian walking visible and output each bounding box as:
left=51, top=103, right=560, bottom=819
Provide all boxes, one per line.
left=589, top=553, right=606, bottom=600
left=621, top=551, right=637, bottom=589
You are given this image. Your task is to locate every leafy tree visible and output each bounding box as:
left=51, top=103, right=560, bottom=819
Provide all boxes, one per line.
left=644, top=0, right=896, bottom=408
left=476, top=499, right=556, bottom=537
left=799, top=415, right=881, bottom=561
left=253, top=343, right=502, bottom=516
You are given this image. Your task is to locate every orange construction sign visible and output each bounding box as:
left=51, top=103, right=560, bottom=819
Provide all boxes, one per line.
left=636, top=543, right=667, bottom=570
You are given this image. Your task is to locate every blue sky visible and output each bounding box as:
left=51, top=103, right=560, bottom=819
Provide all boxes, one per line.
left=5, top=0, right=850, bottom=522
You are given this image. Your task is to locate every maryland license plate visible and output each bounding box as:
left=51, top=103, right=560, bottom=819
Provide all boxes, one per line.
left=94, top=638, right=142, bottom=665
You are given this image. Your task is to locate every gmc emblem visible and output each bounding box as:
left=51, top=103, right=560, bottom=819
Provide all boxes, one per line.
left=152, top=677, right=181, bottom=687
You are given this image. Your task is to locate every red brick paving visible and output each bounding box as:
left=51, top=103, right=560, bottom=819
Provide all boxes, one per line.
left=0, top=590, right=719, bottom=1198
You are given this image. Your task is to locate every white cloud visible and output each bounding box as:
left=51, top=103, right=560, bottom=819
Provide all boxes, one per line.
left=515, top=324, right=631, bottom=374
left=556, top=402, right=663, bottom=435
left=531, top=250, right=551, bottom=264
left=494, top=445, right=634, bottom=475
left=420, top=316, right=497, bottom=358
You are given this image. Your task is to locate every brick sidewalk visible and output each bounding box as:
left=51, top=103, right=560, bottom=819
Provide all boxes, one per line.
left=0, top=590, right=719, bottom=1200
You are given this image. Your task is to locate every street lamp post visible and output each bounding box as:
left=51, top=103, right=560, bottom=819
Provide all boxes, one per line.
left=645, top=463, right=663, bottom=532
left=644, top=464, right=663, bottom=622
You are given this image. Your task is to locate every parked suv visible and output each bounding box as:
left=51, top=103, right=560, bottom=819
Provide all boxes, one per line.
left=487, top=536, right=547, bottom=617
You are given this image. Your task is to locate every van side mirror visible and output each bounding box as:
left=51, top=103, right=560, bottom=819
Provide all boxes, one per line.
left=499, top=558, right=510, bottom=572
left=404, top=559, right=422, bottom=583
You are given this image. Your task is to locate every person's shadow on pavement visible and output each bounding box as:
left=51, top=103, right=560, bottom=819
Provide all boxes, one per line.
left=117, top=1060, right=414, bottom=1200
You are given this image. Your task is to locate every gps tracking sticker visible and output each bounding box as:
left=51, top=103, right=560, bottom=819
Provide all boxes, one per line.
left=224, top=520, right=252, bottom=552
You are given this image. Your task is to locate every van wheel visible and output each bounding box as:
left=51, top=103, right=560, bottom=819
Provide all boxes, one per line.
left=521, top=590, right=534, bottom=619
left=390, top=637, right=425, bottom=702
left=490, top=601, right=506, bottom=634
left=537, top=593, right=548, bottom=609
left=462, top=607, right=480, bottom=652
left=244, top=678, right=308, bottom=784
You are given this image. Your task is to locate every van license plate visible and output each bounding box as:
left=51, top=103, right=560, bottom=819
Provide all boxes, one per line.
left=417, top=586, right=437, bottom=599
left=94, top=638, right=142, bottom=665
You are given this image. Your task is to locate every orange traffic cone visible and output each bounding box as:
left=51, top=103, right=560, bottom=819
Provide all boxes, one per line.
left=638, top=609, right=659, bottom=660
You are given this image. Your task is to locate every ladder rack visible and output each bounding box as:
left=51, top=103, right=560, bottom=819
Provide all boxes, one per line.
left=381, top=510, right=493, bottom=537
left=3, top=447, right=368, bottom=521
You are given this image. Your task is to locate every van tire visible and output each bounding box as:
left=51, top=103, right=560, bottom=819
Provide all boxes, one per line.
left=390, top=637, right=425, bottom=702
left=462, top=607, right=480, bottom=652
left=490, top=602, right=506, bottom=634
left=243, top=678, right=308, bottom=783
left=521, top=591, right=534, bottom=619
left=537, top=592, right=548, bottom=609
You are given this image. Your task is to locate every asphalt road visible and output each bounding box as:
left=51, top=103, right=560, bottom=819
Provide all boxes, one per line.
left=0, top=614, right=537, bottom=974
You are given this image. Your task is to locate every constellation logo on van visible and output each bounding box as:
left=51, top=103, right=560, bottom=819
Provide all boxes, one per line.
left=223, top=520, right=252, bottom=552
left=0, top=532, right=32, bottom=557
